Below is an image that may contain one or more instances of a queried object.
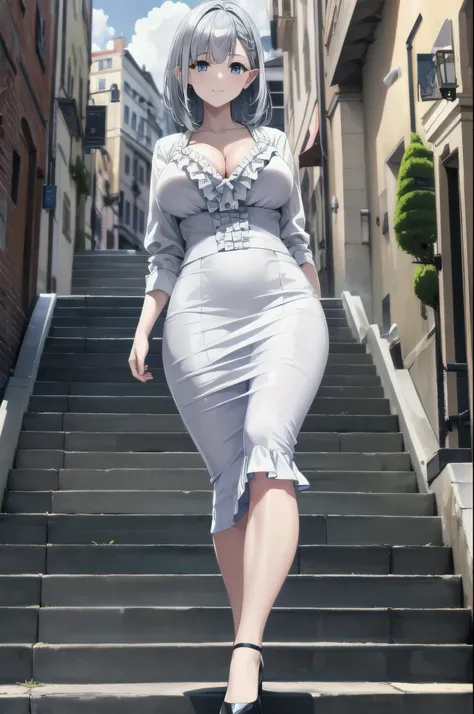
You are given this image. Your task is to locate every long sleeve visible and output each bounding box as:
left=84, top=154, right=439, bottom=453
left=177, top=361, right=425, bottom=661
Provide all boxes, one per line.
left=144, top=137, right=185, bottom=296
left=278, top=132, right=316, bottom=268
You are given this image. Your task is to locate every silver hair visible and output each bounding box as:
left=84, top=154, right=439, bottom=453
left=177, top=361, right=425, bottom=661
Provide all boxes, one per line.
left=163, top=0, right=273, bottom=131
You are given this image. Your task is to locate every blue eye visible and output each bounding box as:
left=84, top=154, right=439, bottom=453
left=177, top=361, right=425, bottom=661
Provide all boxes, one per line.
left=195, top=61, right=209, bottom=72
left=230, top=62, right=246, bottom=74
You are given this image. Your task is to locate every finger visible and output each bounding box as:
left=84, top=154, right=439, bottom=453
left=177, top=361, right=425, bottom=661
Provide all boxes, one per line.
left=136, top=357, right=145, bottom=376
left=128, top=357, right=144, bottom=382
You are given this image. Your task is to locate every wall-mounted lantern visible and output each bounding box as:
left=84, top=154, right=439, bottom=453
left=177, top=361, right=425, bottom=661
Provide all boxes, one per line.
left=432, top=19, right=457, bottom=102
left=434, top=48, right=457, bottom=101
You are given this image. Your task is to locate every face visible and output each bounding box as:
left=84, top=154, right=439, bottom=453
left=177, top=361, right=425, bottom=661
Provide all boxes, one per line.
left=174, top=38, right=259, bottom=107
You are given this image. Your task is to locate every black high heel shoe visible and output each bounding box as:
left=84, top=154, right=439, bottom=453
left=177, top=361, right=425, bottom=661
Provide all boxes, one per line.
left=219, top=641, right=264, bottom=713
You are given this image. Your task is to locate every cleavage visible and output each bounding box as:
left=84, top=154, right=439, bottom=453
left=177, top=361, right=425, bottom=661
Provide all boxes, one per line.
left=188, top=137, right=256, bottom=179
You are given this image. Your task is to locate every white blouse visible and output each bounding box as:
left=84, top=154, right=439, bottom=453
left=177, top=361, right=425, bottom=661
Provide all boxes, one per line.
left=143, top=125, right=315, bottom=296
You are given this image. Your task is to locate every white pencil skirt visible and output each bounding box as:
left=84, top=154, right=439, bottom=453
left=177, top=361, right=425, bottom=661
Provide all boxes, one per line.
left=161, top=247, right=330, bottom=534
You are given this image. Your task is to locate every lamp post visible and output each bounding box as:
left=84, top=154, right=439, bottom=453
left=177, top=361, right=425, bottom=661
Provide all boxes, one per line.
left=434, top=48, right=458, bottom=101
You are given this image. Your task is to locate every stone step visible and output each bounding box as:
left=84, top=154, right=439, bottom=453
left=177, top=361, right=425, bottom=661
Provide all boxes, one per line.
left=70, top=287, right=149, bottom=295
left=0, top=512, right=442, bottom=546
left=0, top=573, right=462, bottom=608
left=32, top=382, right=386, bottom=399
left=43, top=336, right=367, bottom=355
left=72, top=257, right=149, bottom=263
left=71, top=279, right=147, bottom=289
left=23, top=412, right=398, bottom=433
left=74, top=249, right=147, bottom=255
left=38, top=353, right=375, bottom=370
left=0, top=682, right=472, bottom=714
left=53, top=307, right=349, bottom=325
left=17, top=430, right=404, bottom=453
left=1, top=605, right=470, bottom=645
left=1, top=641, right=471, bottom=685
left=14, top=450, right=411, bottom=471
left=0, top=543, right=453, bottom=575
left=8, top=468, right=417, bottom=494
left=35, top=367, right=381, bottom=384
left=56, top=295, right=344, bottom=310
left=27, top=395, right=391, bottom=415
left=72, top=266, right=150, bottom=274
left=4, top=489, right=434, bottom=517
left=48, top=325, right=356, bottom=340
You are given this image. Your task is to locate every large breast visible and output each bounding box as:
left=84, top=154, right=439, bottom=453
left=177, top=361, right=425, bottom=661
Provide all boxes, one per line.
left=156, top=152, right=294, bottom=218
left=156, top=162, right=207, bottom=218
left=246, top=155, right=293, bottom=208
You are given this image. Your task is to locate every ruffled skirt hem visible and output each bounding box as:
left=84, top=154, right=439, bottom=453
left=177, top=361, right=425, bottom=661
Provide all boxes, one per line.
left=210, top=445, right=310, bottom=534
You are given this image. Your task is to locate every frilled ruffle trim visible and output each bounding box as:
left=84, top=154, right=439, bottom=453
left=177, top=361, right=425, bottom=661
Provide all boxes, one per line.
left=210, top=446, right=311, bottom=533
left=174, top=140, right=279, bottom=213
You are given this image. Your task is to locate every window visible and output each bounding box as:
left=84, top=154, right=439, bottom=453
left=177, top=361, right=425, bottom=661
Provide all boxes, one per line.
left=382, top=294, right=391, bottom=334
left=133, top=157, right=138, bottom=178
left=139, top=209, right=145, bottom=234
left=98, top=58, right=112, bottom=71
left=124, top=201, right=131, bottom=225
left=133, top=205, right=138, bottom=231
left=97, top=78, right=106, bottom=92
left=35, top=0, right=45, bottom=68
left=124, top=105, right=130, bottom=124
left=131, top=112, right=137, bottom=130
left=125, top=155, right=130, bottom=175
left=138, top=118, right=145, bottom=139
left=138, top=165, right=145, bottom=184
left=62, top=193, right=71, bottom=242
left=78, top=75, right=83, bottom=118
left=11, top=151, right=21, bottom=205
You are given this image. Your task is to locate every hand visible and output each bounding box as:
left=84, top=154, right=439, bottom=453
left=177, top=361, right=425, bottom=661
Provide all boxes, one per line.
left=129, top=332, right=153, bottom=382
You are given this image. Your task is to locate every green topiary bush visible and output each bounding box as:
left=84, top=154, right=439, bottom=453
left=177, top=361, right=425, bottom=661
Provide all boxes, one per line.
left=394, top=133, right=437, bottom=259
left=413, top=264, right=439, bottom=308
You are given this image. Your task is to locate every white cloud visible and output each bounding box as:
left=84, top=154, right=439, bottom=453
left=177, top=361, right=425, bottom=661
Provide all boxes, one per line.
left=92, top=8, right=116, bottom=52
left=127, top=0, right=274, bottom=94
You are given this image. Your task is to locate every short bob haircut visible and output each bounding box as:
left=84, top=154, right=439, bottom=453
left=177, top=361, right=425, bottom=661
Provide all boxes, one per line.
left=163, top=0, right=273, bottom=131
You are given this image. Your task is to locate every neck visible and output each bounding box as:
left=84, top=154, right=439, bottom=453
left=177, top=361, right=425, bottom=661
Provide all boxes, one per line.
left=198, top=101, right=239, bottom=132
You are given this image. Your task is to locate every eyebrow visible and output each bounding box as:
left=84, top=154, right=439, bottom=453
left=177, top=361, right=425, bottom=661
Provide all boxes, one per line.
left=196, top=53, right=249, bottom=63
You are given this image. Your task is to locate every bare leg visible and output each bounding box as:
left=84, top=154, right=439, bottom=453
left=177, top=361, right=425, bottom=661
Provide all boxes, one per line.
left=212, top=508, right=249, bottom=637
left=223, top=472, right=299, bottom=703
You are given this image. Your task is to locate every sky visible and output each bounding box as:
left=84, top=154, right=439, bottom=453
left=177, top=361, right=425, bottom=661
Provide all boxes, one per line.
left=91, top=0, right=276, bottom=94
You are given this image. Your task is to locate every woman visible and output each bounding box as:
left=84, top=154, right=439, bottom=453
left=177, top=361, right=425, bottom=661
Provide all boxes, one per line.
left=128, top=2, right=329, bottom=712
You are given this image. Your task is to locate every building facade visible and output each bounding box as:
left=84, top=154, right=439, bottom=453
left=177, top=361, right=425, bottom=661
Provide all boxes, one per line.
left=268, top=0, right=328, bottom=288
left=90, top=37, right=173, bottom=250
left=0, top=0, right=54, bottom=392
left=269, top=0, right=473, bottom=455
left=37, top=0, right=93, bottom=296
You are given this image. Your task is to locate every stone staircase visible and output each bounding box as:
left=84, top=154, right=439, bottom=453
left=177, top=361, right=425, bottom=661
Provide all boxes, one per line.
left=0, top=249, right=472, bottom=713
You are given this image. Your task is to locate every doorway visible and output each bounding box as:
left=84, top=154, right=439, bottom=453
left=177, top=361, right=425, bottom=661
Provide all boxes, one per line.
left=445, top=156, right=471, bottom=449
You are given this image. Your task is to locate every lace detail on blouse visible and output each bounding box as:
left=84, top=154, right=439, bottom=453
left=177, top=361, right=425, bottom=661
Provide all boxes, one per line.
left=172, top=135, right=278, bottom=252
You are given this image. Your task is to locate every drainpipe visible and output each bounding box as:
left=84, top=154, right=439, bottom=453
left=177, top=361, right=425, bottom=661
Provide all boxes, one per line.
left=406, top=14, right=423, bottom=132
left=314, top=0, right=334, bottom=296
left=46, top=0, right=60, bottom=290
